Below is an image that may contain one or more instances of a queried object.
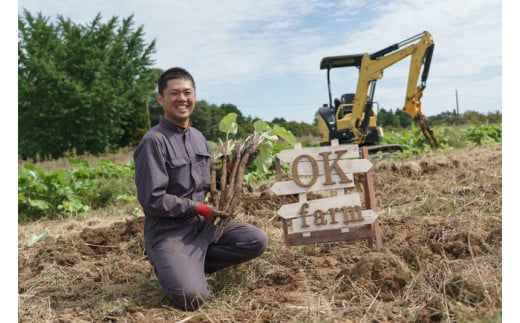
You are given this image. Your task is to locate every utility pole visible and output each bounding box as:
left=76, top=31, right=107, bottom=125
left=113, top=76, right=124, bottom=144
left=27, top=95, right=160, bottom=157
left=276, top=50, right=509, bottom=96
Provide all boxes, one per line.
left=455, top=89, right=460, bottom=116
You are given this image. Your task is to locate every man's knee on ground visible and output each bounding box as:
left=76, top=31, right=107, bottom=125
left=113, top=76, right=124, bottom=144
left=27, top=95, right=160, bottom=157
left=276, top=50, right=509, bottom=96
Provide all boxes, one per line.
left=253, top=230, right=268, bottom=257
left=166, top=285, right=210, bottom=311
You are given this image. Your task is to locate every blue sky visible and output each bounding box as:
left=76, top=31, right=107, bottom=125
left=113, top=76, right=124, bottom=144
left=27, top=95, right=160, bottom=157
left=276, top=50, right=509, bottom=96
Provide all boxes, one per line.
left=16, top=0, right=503, bottom=123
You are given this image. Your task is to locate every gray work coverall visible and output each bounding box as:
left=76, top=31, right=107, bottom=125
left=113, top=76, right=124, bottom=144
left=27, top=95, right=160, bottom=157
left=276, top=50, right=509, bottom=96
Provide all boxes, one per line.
left=134, top=117, right=268, bottom=311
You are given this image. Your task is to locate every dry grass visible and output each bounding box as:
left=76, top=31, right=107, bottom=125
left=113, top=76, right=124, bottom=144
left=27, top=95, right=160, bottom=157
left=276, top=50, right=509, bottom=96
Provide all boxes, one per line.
left=18, top=145, right=502, bottom=322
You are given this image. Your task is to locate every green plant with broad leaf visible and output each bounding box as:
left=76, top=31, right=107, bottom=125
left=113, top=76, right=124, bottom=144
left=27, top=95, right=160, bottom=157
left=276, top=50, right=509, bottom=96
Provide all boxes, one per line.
left=18, top=158, right=136, bottom=222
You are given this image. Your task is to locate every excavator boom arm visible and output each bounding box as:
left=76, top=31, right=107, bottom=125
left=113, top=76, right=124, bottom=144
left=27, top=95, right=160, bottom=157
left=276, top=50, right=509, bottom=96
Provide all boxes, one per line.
left=403, top=36, right=434, bottom=117
left=350, top=31, right=435, bottom=129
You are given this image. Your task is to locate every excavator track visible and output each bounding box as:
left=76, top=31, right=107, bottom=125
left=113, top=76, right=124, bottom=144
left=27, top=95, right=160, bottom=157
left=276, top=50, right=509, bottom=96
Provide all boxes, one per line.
left=363, top=144, right=404, bottom=159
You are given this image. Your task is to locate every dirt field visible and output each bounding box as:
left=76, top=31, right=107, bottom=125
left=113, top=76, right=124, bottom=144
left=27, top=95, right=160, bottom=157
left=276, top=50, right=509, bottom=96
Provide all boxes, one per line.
left=18, top=145, right=502, bottom=322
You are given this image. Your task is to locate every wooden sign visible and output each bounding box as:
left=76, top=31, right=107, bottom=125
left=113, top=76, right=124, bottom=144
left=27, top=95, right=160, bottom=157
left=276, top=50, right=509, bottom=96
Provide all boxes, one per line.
left=271, top=140, right=382, bottom=249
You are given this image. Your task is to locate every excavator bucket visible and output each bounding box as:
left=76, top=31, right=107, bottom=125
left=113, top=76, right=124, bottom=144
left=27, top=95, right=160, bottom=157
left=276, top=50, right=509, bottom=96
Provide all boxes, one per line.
left=414, top=112, right=439, bottom=150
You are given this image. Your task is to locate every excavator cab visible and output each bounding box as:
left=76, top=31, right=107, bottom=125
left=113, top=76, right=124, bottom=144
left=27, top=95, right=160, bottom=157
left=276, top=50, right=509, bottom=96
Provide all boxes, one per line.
left=317, top=53, right=383, bottom=147
left=336, top=93, right=354, bottom=118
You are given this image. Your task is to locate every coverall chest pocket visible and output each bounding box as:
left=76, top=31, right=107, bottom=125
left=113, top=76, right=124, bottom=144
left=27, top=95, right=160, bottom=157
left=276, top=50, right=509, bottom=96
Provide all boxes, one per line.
left=165, top=158, right=191, bottom=195
left=194, top=152, right=211, bottom=189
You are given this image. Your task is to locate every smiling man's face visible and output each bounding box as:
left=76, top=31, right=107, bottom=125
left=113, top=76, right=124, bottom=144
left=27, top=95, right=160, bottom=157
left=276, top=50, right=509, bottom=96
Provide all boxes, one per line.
left=157, top=78, right=196, bottom=127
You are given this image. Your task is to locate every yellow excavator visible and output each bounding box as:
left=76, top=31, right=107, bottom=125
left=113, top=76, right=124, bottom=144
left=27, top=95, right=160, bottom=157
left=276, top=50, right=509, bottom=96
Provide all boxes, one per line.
left=316, top=31, right=438, bottom=155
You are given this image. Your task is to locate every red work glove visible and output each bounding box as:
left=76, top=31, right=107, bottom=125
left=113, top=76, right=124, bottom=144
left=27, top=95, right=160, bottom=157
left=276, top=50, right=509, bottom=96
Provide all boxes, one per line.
left=196, top=204, right=230, bottom=226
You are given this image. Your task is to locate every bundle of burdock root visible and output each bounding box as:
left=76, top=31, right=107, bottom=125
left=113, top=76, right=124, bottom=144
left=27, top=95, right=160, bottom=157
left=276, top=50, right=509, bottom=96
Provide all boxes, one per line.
left=207, top=113, right=295, bottom=241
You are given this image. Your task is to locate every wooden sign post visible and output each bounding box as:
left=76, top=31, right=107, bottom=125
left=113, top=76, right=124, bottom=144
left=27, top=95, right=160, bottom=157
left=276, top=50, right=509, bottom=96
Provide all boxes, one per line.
left=271, top=140, right=382, bottom=249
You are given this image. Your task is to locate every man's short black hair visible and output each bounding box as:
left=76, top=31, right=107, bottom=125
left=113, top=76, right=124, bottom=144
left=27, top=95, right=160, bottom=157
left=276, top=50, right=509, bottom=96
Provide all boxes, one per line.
left=157, top=67, right=196, bottom=95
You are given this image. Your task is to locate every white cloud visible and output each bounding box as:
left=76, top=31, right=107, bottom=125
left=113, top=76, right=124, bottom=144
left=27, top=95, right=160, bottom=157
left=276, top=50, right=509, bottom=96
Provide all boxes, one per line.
left=18, top=0, right=502, bottom=121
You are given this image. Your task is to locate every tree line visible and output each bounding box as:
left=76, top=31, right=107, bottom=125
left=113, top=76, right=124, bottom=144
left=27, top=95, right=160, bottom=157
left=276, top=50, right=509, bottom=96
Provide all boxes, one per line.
left=376, top=108, right=501, bottom=129
left=18, top=10, right=501, bottom=162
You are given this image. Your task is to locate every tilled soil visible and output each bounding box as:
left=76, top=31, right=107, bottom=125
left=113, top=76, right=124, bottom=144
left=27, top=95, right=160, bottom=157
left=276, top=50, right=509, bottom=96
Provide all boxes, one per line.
left=18, top=145, right=502, bottom=322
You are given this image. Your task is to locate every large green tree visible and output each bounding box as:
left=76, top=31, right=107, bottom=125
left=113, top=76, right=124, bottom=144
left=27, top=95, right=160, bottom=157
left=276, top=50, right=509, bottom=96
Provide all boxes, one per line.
left=18, top=10, right=157, bottom=161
